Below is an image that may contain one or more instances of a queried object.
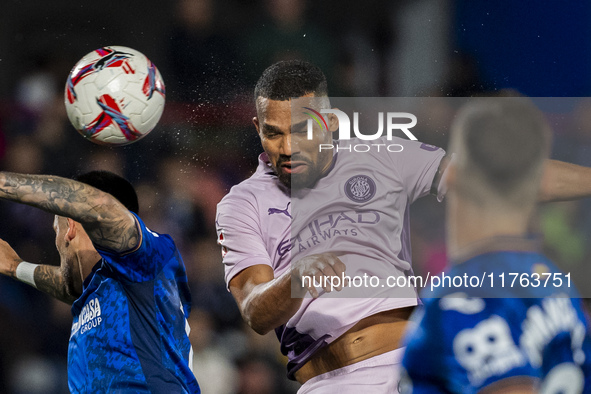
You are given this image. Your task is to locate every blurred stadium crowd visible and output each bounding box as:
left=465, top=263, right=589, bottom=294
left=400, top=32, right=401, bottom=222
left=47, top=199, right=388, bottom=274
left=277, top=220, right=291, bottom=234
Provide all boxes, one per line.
left=1, top=0, right=591, bottom=393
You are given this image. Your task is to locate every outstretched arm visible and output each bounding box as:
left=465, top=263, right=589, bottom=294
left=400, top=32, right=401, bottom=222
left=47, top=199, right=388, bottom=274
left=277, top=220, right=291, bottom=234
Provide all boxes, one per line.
left=539, top=160, right=591, bottom=202
left=0, top=238, right=80, bottom=304
left=0, top=172, right=138, bottom=252
left=435, top=158, right=591, bottom=203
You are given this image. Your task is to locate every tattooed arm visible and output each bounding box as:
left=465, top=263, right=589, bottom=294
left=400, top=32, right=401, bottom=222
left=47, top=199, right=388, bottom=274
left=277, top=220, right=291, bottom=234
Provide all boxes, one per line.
left=0, top=172, right=138, bottom=253
left=34, top=265, right=79, bottom=304
left=0, top=238, right=80, bottom=304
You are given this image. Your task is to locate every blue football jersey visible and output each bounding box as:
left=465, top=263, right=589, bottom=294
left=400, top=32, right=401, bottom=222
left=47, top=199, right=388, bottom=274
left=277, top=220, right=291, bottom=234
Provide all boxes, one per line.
left=68, top=213, right=200, bottom=393
left=401, top=237, right=591, bottom=393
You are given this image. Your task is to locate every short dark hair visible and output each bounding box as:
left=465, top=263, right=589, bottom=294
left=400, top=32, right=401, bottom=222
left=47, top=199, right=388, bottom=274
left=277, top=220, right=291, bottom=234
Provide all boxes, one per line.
left=74, top=171, right=139, bottom=214
left=458, top=97, right=551, bottom=194
left=254, top=60, right=328, bottom=101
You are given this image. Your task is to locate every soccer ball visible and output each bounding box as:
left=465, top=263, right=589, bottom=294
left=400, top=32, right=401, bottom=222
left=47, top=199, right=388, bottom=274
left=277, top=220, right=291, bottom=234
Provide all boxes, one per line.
left=65, top=46, right=165, bottom=146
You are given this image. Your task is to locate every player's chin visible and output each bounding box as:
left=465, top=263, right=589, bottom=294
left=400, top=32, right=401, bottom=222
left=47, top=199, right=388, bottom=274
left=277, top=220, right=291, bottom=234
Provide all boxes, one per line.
left=278, top=172, right=292, bottom=189
left=291, top=171, right=319, bottom=190
left=277, top=167, right=319, bottom=189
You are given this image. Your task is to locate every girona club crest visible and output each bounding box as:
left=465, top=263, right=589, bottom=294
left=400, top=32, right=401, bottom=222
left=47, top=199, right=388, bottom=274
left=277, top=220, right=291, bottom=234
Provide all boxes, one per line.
left=344, top=175, right=377, bottom=203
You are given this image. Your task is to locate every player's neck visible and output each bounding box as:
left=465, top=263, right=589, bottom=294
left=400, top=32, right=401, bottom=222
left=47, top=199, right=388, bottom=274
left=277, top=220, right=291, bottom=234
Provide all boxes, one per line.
left=73, top=237, right=102, bottom=281
left=78, top=249, right=102, bottom=281
left=447, top=196, right=531, bottom=263
left=320, top=150, right=335, bottom=177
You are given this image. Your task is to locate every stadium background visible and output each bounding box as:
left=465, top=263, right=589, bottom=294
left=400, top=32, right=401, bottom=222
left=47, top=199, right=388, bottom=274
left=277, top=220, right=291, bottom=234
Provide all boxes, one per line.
left=1, top=0, right=591, bottom=392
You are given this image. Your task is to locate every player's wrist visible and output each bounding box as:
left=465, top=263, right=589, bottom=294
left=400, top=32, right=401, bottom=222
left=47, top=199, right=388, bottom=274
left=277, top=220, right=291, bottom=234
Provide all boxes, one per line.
left=285, top=266, right=307, bottom=297
left=290, top=277, right=308, bottom=298
left=15, top=261, right=38, bottom=288
left=0, top=257, right=18, bottom=278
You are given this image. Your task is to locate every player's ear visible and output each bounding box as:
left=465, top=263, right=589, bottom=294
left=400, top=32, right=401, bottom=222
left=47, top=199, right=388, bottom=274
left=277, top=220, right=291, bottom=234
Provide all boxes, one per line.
left=65, top=218, right=78, bottom=242
left=328, top=109, right=339, bottom=133
left=253, top=116, right=261, bottom=135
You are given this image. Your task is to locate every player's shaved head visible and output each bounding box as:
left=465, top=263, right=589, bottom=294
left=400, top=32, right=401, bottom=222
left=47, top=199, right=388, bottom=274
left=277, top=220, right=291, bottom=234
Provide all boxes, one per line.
left=450, top=97, right=551, bottom=208
left=255, top=60, right=328, bottom=102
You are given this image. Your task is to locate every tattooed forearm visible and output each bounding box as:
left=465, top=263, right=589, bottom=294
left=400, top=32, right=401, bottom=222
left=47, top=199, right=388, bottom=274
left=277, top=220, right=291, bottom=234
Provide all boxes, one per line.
left=0, top=172, right=139, bottom=252
left=34, top=265, right=78, bottom=305
left=0, top=172, right=103, bottom=220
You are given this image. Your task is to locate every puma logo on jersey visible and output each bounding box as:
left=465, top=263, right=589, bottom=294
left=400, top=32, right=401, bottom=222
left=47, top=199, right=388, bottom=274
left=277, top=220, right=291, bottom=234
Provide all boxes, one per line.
left=268, top=202, right=292, bottom=218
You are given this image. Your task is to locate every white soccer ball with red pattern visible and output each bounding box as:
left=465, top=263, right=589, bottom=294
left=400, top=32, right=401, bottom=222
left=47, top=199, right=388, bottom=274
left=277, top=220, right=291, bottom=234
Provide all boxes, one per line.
left=64, top=46, right=165, bottom=146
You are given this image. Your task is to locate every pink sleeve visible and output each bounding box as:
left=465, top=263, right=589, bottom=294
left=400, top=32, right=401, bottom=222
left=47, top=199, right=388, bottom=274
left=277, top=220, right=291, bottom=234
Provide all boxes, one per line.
left=216, top=194, right=272, bottom=288
left=390, top=139, right=446, bottom=203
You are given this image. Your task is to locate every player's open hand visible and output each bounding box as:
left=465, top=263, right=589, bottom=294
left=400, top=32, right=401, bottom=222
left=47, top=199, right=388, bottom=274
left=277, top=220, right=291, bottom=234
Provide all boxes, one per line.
left=292, top=253, right=346, bottom=298
left=0, top=238, right=22, bottom=278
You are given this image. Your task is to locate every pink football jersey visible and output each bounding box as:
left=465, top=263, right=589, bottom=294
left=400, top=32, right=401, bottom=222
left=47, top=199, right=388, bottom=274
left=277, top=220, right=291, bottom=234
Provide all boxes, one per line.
left=216, top=136, right=445, bottom=378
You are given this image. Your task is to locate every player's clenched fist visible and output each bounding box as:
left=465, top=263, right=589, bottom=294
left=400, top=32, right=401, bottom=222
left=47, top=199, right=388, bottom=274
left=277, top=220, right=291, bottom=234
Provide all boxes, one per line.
left=291, top=253, right=346, bottom=298
left=0, top=238, right=22, bottom=278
